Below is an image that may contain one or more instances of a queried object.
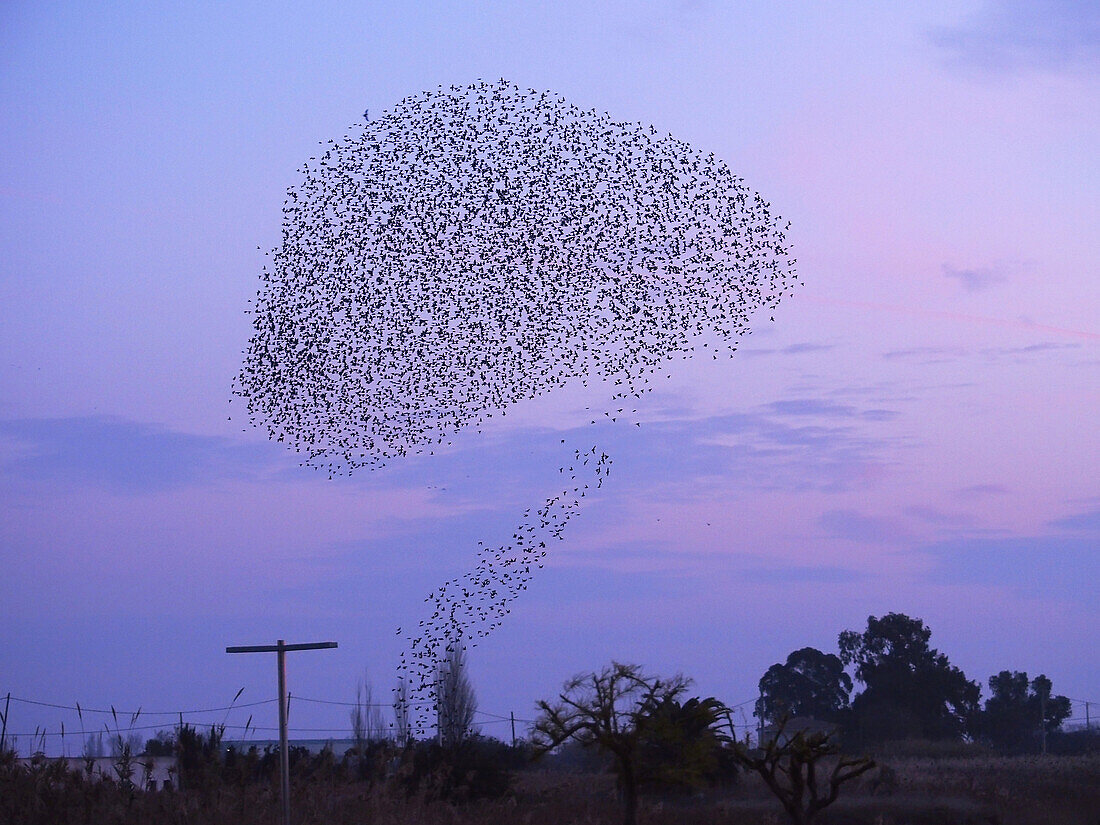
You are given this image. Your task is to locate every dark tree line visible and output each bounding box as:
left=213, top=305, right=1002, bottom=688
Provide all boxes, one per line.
left=531, top=662, right=878, bottom=825
left=755, top=612, right=1072, bottom=751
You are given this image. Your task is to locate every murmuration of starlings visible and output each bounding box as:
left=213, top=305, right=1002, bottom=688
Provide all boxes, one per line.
left=235, top=79, right=797, bottom=727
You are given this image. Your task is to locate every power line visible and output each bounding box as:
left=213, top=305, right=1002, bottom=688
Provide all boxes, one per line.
left=726, top=697, right=758, bottom=710
left=6, top=696, right=278, bottom=715
left=474, top=709, right=513, bottom=721
left=293, top=695, right=437, bottom=709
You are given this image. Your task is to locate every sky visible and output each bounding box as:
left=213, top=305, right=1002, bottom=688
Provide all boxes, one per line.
left=1, top=0, right=1097, bottom=752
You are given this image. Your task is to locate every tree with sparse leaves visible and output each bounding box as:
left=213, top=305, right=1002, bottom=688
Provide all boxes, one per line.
left=350, top=670, right=385, bottom=750
left=733, top=716, right=875, bottom=825
left=531, top=662, right=691, bottom=825
left=436, top=646, right=478, bottom=749
left=393, top=677, right=410, bottom=747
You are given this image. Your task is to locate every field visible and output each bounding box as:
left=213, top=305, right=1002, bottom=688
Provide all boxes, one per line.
left=4, top=749, right=1099, bottom=825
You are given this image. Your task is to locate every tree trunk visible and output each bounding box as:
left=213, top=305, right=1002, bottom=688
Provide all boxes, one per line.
left=620, top=756, right=639, bottom=825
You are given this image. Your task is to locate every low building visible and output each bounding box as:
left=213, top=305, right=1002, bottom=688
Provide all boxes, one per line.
left=758, top=716, right=840, bottom=747
left=16, top=755, right=177, bottom=790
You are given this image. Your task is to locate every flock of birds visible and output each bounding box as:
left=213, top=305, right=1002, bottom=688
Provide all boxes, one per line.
left=235, top=79, right=796, bottom=731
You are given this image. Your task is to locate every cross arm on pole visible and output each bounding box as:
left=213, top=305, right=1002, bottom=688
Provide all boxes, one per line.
left=226, top=642, right=338, bottom=654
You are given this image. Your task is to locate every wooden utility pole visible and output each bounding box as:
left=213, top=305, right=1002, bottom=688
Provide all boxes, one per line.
left=1039, top=682, right=1049, bottom=755
left=436, top=669, right=444, bottom=747
left=177, top=712, right=184, bottom=791
left=510, top=711, right=516, bottom=748
left=758, top=691, right=764, bottom=747
left=226, top=640, right=337, bottom=825
left=1, top=692, right=10, bottom=753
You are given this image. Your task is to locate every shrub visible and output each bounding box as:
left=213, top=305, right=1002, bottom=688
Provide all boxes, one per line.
left=398, top=737, right=518, bottom=802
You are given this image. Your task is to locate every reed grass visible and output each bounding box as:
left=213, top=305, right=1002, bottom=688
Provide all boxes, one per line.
left=2, top=746, right=1097, bottom=825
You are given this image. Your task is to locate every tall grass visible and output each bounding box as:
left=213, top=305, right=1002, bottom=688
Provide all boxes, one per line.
left=2, top=745, right=1097, bottom=825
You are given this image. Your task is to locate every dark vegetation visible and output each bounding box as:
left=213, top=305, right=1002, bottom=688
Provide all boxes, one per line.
left=531, top=662, right=737, bottom=825
left=2, top=612, right=1095, bottom=825
left=4, top=737, right=1098, bottom=825
left=757, top=613, right=1076, bottom=754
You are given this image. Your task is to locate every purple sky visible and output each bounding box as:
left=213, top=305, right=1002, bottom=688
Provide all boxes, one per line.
left=1, top=1, right=1097, bottom=751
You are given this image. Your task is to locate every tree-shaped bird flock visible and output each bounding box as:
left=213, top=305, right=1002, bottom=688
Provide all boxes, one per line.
left=236, top=79, right=797, bottom=728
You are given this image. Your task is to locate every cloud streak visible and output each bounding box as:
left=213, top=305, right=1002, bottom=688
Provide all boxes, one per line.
left=930, top=0, right=1100, bottom=74
left=922, top=504, right=1100, bottom=603
left=0, top=416, right=284, bottom=492
left=942, top=263, right=1008, bottom=292
left=804, top=295, right=1100, bottom=341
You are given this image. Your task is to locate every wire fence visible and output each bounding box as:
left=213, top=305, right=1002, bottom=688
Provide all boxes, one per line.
left=2, top=690, right=1093, bottom=757
left=0, top=689, right=763, bottom=757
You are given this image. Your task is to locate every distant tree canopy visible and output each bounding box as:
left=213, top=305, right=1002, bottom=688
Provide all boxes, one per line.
left=756, top=647, right=852, bottom=725
left=142, top=729, right=175, bottom=757
left=838, top=613, right=980, bottom=743
left=980, top=671, right=1071, bottom=752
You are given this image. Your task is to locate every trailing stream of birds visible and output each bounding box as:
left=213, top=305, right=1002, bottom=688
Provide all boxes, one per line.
left=235, top=79, right=797, bottom=731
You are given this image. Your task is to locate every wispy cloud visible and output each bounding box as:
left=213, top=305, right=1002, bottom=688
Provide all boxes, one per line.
left=0, top=413, right=584, bottom=513
left=942, top=263, right=1008, bottom=292
left=956, top=483, right=1011, bottom=499
left=742, top=342, right=837, bottom=358
left=804, top=296, right=1099, bottom=341
left=930, top=0, right=1100, bottom=74
left=1047, top=507, right=1100, bottom=532
left=922, top=504, right=1100, bottom=603
left=763, top=399, right=900, bottom=422
left=0, top=396, right=904, bottom=509
left=551, top=534, right=866, bottom=586
left=904, top=505, right=978, bottom=528
left=882, top=346, right=969, bottom=363
left=738, top=564, right=864, bottom=585
left=0, top=416, right=284, bottom=492
left=882, top=341, right=1082, bottom=366
left=819, top=509, right=906, bottom=544
left=923, top=534, right=1096, bottom=602
left=689, top=408, right=906, bottom=494
left=766, top=399, right=857, bottom=417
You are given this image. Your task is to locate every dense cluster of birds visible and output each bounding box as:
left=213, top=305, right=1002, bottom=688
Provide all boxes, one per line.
left=235, top=79, right=796, bottom=730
